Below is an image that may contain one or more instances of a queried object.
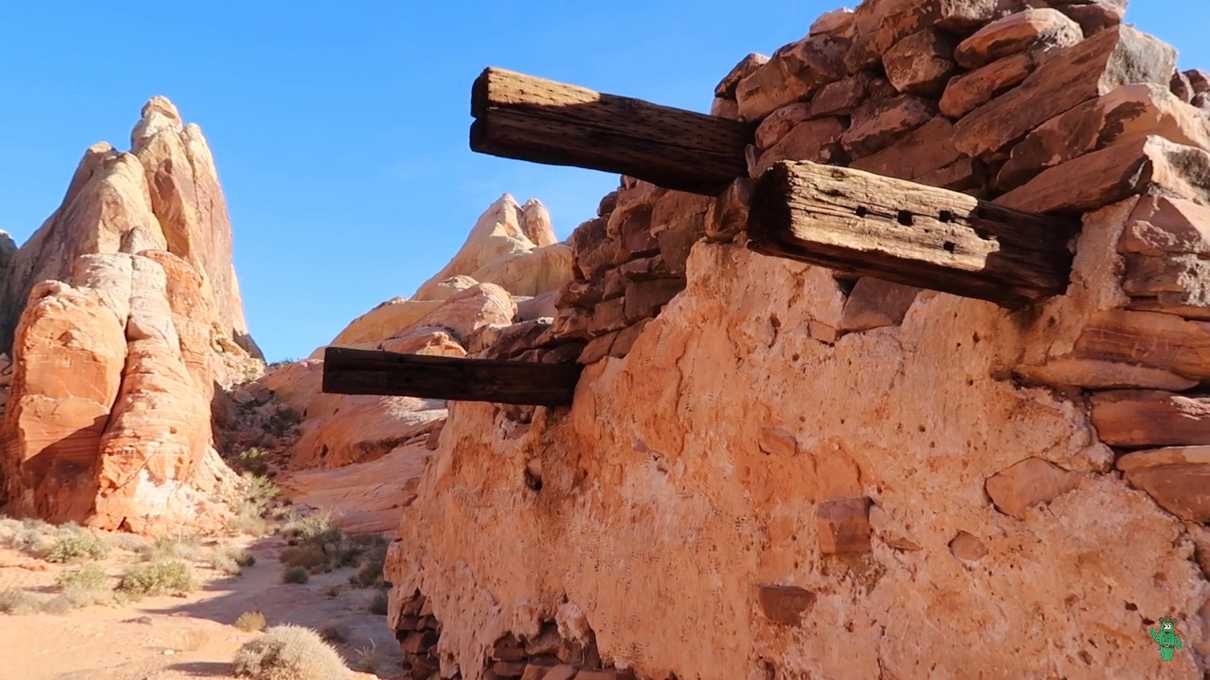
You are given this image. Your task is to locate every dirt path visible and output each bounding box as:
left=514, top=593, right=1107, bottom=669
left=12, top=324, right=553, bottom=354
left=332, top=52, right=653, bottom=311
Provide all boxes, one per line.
left=0, top=536, right=401, bottom=680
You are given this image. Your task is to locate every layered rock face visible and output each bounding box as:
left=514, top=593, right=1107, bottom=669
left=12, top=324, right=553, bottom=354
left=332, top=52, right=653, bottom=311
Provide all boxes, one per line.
left=259, top=195, right=574, bottom=532
left=383, top=1, right=1210, bottom=678
left=0, top=99, right=260, bottom=532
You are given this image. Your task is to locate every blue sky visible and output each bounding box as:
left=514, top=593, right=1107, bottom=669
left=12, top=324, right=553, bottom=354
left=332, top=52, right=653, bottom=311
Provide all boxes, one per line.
left=1, top=2, right=1207, bottom=361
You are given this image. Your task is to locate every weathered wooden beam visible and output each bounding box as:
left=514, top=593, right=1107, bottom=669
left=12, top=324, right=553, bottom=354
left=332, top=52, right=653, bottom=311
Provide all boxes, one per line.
left=470, top=67, right=752, bottom=196
left=322, top=347, right=582, bottom=406
left=747, top=161, right=1078, bottom=308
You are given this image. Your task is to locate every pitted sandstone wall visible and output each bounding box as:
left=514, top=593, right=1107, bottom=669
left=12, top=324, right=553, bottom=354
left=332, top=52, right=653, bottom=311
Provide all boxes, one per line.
left=384, top=1, right=1210, bottom=678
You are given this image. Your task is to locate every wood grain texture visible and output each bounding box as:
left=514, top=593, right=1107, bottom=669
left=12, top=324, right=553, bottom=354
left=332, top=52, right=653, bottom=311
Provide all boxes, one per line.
left=322, top=347, right=582, bottom=406
left=747, top=161, right=1077, bottom=308
left=470, top=67, right=752, bottom=195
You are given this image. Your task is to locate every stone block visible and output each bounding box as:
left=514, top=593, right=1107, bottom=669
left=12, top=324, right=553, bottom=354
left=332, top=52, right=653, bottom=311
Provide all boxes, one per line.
left=837, top=277, right=920, bottom=331
left=1091, top=390, right=1210, bottom=447
left=940, top=52, right=1035, bottom=119
left=757, top=584, right=817, bottom=625
left=841, top=94, right=935, bottom=157
left=954, top=8, right=1082, bottom=69
left=737, top=34, right=848, bottom=121
left=883, top=28, right=958, bottom=95
left=755, top=117, right=848, bottom=175
left=849, top=117, right=961, bottom=182
left=816, top=497, right=872, bottom=554
left=984, top=457, right=1083, bottom=519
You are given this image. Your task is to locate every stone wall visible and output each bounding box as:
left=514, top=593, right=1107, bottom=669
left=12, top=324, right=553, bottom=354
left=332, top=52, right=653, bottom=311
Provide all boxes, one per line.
left=386, top=1, right=1210, bottom=678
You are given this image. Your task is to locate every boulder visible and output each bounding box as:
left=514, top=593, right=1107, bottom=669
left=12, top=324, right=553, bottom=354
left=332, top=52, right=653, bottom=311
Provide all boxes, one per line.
left=997, top=83, right=1210, bottom=190
left=954, top=25, right=1176, bottom=157
left=1116, top=446, right=1210, bottom=522
left=985, top=458, right=1084, bottom=519
left=757, top=585, right=817, bottom=626
left=883, top=29, right=958, bottom=95
left=715, top=53, right=770, bottom=99
left=1051, top=0, right=1126, bottom=36
left=736, top=35, right=848, bottom=121
left=754, top=103, right=813, bottom=150
left=939, top=52, right=1036, bottom=119
left=816, top=497, right=872, bottom=554
left=953, top=8, right=1082, bottom=69
left=841, top=94, right=935, bottom=157
left=837, top=277, right=920, bottom=331
left=810, top=9, right=856, bottom=38
left=755, top=117, right=848, bottom=175
left=808, top=73, right=876, bottom=118
left=996, top=136, right=1210, bottom=214
left=1091, top=390, right=1210, bottom=447
left=849, top=117, right=962, bottom=182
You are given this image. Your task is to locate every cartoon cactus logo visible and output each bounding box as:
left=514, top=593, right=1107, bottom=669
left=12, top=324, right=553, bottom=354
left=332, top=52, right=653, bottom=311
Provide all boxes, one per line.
left=1149, top=617, right=1183, bottom=662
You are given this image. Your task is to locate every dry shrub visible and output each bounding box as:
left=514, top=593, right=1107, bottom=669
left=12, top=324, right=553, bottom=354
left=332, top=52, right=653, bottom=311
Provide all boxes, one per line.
left=117, top=560, right=197, bottom=598
left=43, top=528, right=109, bottom=563
left=56, top=563, right=113, bottom=607
left=0, top=589, right=41, bottom=615
left=368, top=590, right=389, bottom=615
left=235, top=610, right=268, bottom=633
left=281, top=566, right=309, bottom=584
left=233, top=625, right=351, bottom=680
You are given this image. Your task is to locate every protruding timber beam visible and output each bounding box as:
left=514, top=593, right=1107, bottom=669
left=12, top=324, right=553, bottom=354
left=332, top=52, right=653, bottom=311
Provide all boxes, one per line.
left=748, top=161, right=1079, bottom=308
left=322, top=347, right=582, bottom=406
left=470, top=67, right=752, bottom=196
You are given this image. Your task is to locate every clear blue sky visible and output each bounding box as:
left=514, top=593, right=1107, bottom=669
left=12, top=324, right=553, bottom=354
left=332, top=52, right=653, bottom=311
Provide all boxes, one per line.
left=0, top=2, right=1207, bottom=361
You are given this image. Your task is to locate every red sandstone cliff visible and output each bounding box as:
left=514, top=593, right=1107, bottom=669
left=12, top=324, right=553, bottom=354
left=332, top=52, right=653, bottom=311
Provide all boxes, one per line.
left=0, top=98, right=262, bottom=533
left=375, top=1, right=1210, bottom=678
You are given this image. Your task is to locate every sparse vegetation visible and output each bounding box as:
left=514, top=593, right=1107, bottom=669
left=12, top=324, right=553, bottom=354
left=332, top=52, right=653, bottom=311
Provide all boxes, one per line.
left=350, top=639, right=387, bottom=674
left=0, top=588, right=41, bottom=615
left=235, top=610, right=268, bottom=633
left=319, top=624, right=347, bottom=644
left=232, top=549, right=256, bottom=568
left=43, top=526, right=110, bottom=563
left=235, top=447, right=272, bottom=476
left=56, top=563, right=114, bottom=607
left=117, top=560, right=197, bottom=598
left=209, top=551, right=243, bottom=576
left=368, top=590, right=389, bottom=615
left=233, top=625, right=351, bottom=680
left=282, top=566, right=310, bottom=584
left=139, top=534, right=204, bottom=562
left=226, top=473, right=282, bottom=537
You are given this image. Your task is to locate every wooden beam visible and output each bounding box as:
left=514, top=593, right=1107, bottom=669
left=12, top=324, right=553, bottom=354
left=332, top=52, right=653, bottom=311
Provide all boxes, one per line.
left=470, top=67, right=752, bottom=195
left=322, top=347, right=582, bottom=406
left=747, top=161, right=1078, bottom=308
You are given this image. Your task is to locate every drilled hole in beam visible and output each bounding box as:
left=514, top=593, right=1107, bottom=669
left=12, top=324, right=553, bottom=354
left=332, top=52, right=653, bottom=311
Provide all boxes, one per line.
left=943, top=241, right=957, bottom=254
left=897, top=210, right=914, bottom=226
left=855, top=206, right=869, bottom=218
left=939, top=210, right=955, bottom=223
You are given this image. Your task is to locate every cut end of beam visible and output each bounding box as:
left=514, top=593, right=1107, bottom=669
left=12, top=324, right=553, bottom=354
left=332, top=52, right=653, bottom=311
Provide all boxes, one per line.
left=469, top=66, right=752, bottom=196
left=747, top=161, right=1077, bottom=309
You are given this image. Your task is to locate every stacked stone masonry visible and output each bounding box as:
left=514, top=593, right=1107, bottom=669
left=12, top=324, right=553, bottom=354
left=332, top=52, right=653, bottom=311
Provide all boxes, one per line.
left=388, top=1, right=1210, bottom=678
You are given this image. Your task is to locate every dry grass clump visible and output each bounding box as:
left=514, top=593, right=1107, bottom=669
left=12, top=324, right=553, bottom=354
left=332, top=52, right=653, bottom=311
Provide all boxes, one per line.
left=227, top=473, right=283, bottom=537
left=140, top=535, right=203, bottom=562
left=117, top=560, right=197, bottom=598
left=235, top=610, right=268, bottom=633
left=233, top=625, right=351, bottom=680
left=350, top=639, right=389, bottom=674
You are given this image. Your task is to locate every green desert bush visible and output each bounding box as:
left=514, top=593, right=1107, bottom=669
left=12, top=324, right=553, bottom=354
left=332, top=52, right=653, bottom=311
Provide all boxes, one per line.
left=117, top=560, right=197, bottom=598
left=43, top=527, right=109, bottom=563
left=56, top=563, right=114, bottom=607
left=281, top=566, right=309, bottom=585
left=233, top=625, right=351, bottom=680
left=235, top=610, right=268, bottom=633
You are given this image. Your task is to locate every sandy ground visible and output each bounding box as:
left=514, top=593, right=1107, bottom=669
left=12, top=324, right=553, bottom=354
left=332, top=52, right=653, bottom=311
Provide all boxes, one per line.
left=0, top=535, right=401, bottom=680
